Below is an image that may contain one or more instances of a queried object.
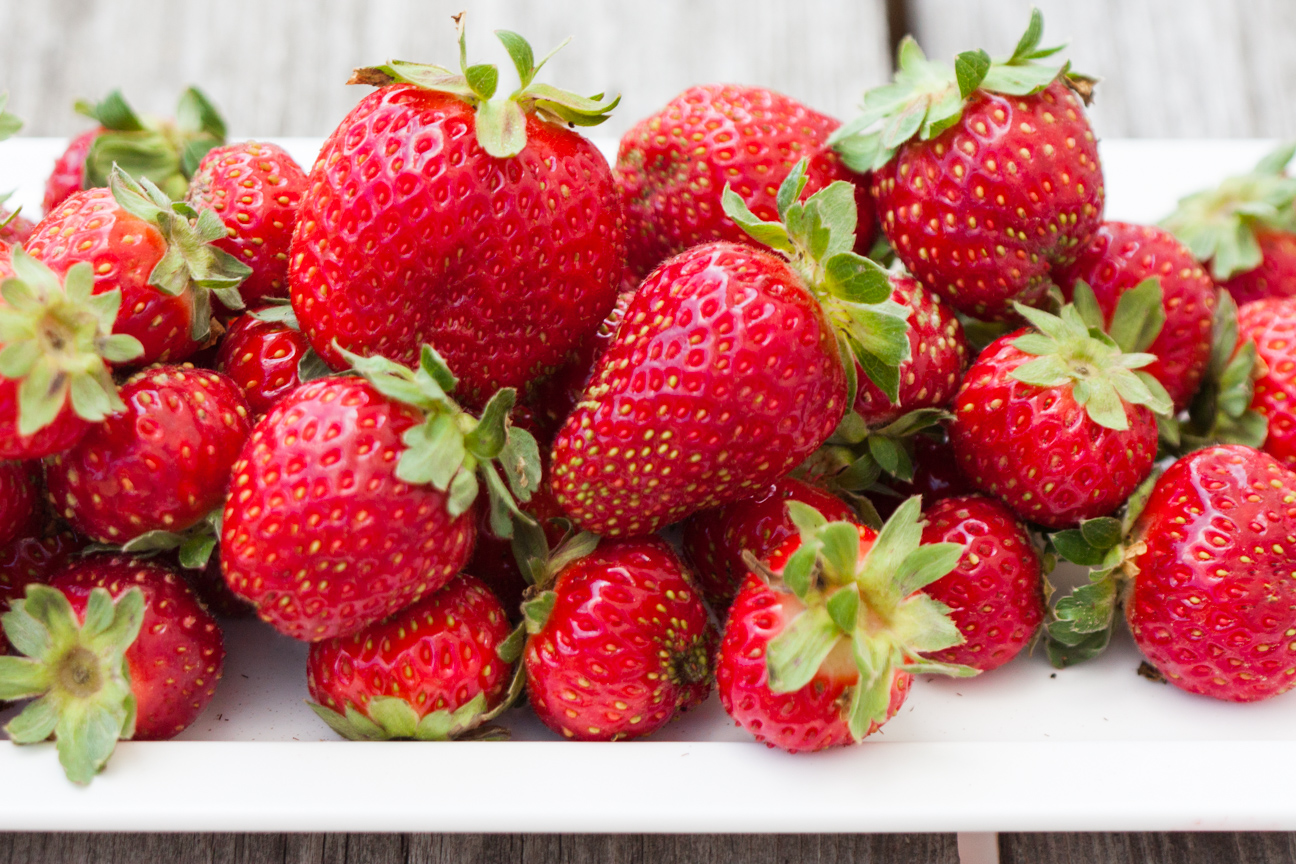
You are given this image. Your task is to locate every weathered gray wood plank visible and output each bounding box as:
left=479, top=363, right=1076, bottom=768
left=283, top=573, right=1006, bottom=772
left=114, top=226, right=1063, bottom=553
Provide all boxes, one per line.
left=1001, top=831, right=1296, bottom=864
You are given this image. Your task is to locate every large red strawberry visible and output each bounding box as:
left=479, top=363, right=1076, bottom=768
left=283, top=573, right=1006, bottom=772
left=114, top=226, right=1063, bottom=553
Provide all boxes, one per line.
left=550, top=164, right=912, bottom=536
left=523, top=534, right=715, bottom=741
left=45, top=365, right=251, bottom=544
left=1162, top=144, right=1296, bottom=306
left=1055, top=221, right=1218, bottom=410
left=25, top=169, right=251, bottom=365
left=186, top=141, right=308, bottom=309
left=616, top=84, right=877, bottom=278
left=950, top=303, right=1170, bottom=528
left=221, top=344, right=541, bottom=641
left=1235, top=296, right=1296, bottom=468
left=216, top=307, right=317, bottom=416
left=290, top=21, right=623, bottom=407
left=308, top=574, right=518, bottom=740
left=0, top=556, right=224, bottom=782
left=42, top=88, right=227, bottom=212
left=833, top=11, right=1103, bottom=320
left=717, top=497, right=974, bottom=753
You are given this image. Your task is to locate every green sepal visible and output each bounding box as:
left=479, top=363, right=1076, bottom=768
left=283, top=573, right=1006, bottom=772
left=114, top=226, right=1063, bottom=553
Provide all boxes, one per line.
left=523, top=590, right=558, bottom=635
left=496, top=622, right=526, bottom=665
left=1106, top=277, right=1166, bottom=354
left=0, top=92, right=22, bottom=141
left=1045, top=569, right=1120, bottom=667
left=297, top=350, right=333, bottom=384
left=474, top=98, right=528, bottom=159
left=1177, top=290, right=1269, bottom=452
left=308, top=691, right=492, bottom=742
left=249, top=301, right=301, bottom=330
left=766, top=604, right=841, bottom=694
left=107, top=509, right=222, bottom=570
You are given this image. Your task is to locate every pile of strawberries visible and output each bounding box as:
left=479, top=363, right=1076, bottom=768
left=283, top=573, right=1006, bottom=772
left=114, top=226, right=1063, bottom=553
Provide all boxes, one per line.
left=4, top=10, right=1296, bottom=784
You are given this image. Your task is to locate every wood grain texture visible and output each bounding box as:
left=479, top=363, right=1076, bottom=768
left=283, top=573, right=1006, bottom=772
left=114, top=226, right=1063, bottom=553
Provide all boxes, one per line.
left=1000, top=832, right=1296, bottom=864
left=0, top=0, right=891, bottom=141
left=903, top=0, right=1296, bottom=137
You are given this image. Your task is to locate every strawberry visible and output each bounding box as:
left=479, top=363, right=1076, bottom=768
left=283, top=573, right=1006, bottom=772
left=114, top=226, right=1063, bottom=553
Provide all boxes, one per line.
left=615, top=84, right=877, bottom=278
left=221, top=344, right=541, bottom=641
left=682, top=477, right=859, bottom=612
left=716, top=497, right=974, bottom=753
left=42, top=88, right=227, bottom=212
left=1162, top=143, right=1296, bottom=306
left=25, top=169, right=252, bottom=366
left=180, top=550, right=253, bottom=619
left=0, top=529, right=83, bottom=616
left=0, top=248, right=144, bottom=460
left=1055, top=221, right=1218, bottom=410
left=215, top=307, right=317, bottom=417
left=832, top=10, right=1103, bottom=321
left=186, top=141, right=308, bottom=309
left=308, top=574, right=519, bottom=740
left=550, top=163, right=911, bottom=536
left=0, top=461, right=43, bottom=548
left=290, top=19, right=624, bottom=407
left=920, top=495, right=1043, bottom=671
left=0, top=555, right=224, bottom=782
left=523, top=534, right=715, bottom=741
left=949, top=303, right=1170, bottom=529
left=1234, top=296, right=1296, bottom=468
left=468, top=472, right=567, bottom=618
left=44, top=364, right=252, bottom=544
left=865, top=432, right=974, bottom=518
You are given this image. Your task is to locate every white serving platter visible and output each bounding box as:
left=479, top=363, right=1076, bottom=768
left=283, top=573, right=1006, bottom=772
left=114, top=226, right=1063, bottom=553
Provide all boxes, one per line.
left=1, top=136, right=1294, bottom=837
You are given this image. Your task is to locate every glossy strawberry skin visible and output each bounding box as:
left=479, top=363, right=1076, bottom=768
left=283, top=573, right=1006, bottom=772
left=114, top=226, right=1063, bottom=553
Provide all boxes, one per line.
left=187, top=141, right=308, bottom=309
left=1056, top=221, right=1217, bottom=410
left=920, top=495, right=1042, bottom=671
left=1126, top=445, right=1296, bottom=702
left=221, top=376, right=477, bottom=642
left=1238, top=297, right=1296, bottom=469
left=1220, top=229, right=1296, bottom=306
left=616, top=84, right=877, bottom=278
left=873, top=81, right=1104, bottom=321
left=524, top=537, right=715, bottom=741
left=853, top=276, right=968, bottom=425
left=51, top=556, right=224, bottom=740
left=42, top=128, right=101, bottom=214
left=550, top=241, right=848, bottom=536
left=0, top=529, right=83, bottom=617
left=308, top=574, right=512, bottom=723
left=290, top=86, right=624, bottom=407
left=0, top=208, right=34, bottom=246
left=25, top=187, right=198, bottom=365
left=216, top=312, right=312, bottom=416
left=949, top=331, right=1157, bottom=529
left=0, top=375, right=91, bottom=460
left=682, top=477, right=857, bottom=612
left=45, top=366, right=252, bottom=543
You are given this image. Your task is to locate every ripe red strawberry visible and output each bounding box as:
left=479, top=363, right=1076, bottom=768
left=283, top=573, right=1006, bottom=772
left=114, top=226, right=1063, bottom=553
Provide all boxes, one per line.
left=186, top=141, right=308, bottom=309
left=950, top=303, right=1169, bottom=528
left=0, top=529, right=83, bottom=616
left=682, top=477, right=858, bottom=612
left=0, top=461, right=43, bottom=548
left=523, top=535, right=715, bottom=741
left=45, top=365, right=251, bottom=544
left=717, top=498, right=974, bottom=753
left=1235, top=296, right=1296, bottom=468
left=221, top=345, right=540, bottom=641
left=0, top=555, right=224, bottom=782
left=920, top=495, right=1043, bottom=671
left=1162, top=144, right=1296, bottom=306
left=0, top=208, right=34, bottom=246
left=834, top=11, right=1103, bottom=320
left=615, top=84, right=877, bottom=278
left=308, top=574, right=517, bottom=740
left=43, top=128, right=100, bottom=215
left=216, top=308, right=315, bottom=416
left=290, top=22, right=624, bottom=407
left=25, top=169, right=251, bottom=366
left=1055, top=221, right=1218, bottom=410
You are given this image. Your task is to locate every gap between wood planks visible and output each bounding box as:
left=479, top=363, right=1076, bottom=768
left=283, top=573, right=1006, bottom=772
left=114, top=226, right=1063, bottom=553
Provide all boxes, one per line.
left=959, top=832, right=1001, bottom=864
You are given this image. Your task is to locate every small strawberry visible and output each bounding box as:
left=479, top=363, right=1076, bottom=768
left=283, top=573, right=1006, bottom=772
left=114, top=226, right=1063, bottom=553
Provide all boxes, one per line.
left=832, top=10, right=1103, bottom=320
left=308, top=574, right=519, bottom=740
left=221, top=344, right=541, bottom=641
left=523, top=534, right=716, bottom=741
left=1162, top=143, right=1296, bottom=306
left=291, top=18, right=624, bottom=407
left=616, top=83, right=877, bottom=278
left=1055, top=221, right=1218, bottom=410
left=717, top=497, right=974, bottom=753
left=42, top=128, right=100, bottom=216
left=215, top=306, right=318, bottom=417
left=682, top=477, right=859, bottom=612
left=186, top=141, right=308, bottom=309
left=0, top=556, right=224, bottom=782
left=949, top=302, right=1170, bottom=528
left=45, top=365, right=251, bottom=544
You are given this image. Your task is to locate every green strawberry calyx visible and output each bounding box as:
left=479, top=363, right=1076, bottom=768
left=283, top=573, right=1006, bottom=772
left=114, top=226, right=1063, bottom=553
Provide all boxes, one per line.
left=1173, top=291, right=1267, bottom=452
left=0, top=584, right=145, bottom=785
left=0, top=247, right=144, bottom=437
left=519, top=531, right=601, bottom=635
left=348, top=13, right=618, bottom=159
left=109, top=166, right=252, bottom=343
left=722, top=159, right=912, bottom=403
left=1160, top=142, right=1296, bottom=282
left=340, top=343, right=542, bottom=539
left=748, top=497, right=975, bottom=742
left=82, top=508, right=224, bottom=570
left=828, top=8, right=1095, bottom=173
left=0, top=91, right=21, bottom=142
left=1009, top=300, right=1173, bottom=432
left=77, top=87, right=227, bottom=201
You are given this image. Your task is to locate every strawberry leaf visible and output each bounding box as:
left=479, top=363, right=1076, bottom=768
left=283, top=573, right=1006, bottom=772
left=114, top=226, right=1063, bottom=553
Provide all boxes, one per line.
left=766, top=605, right=840, bottom=694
